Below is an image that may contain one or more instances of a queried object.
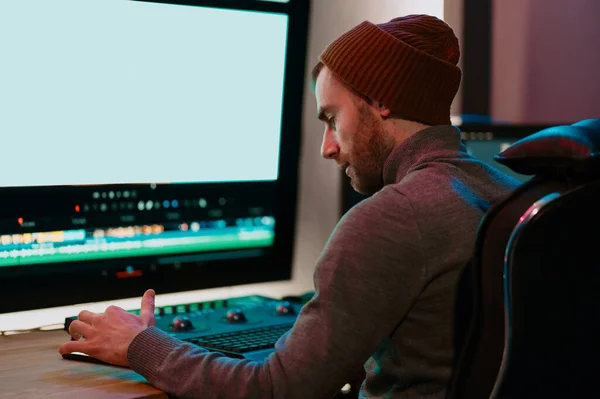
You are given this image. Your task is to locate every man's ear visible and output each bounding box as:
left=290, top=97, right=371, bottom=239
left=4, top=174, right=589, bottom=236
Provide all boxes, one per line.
left=376, top=102, right=392, bottom=118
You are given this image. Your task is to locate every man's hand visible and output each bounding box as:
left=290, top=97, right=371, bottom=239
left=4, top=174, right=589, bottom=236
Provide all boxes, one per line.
left=58, top=289, right=156, bottom=367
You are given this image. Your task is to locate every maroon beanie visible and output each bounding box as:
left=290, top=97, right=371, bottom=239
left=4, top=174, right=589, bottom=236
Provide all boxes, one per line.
left=319, top=15, right=461, bottom=125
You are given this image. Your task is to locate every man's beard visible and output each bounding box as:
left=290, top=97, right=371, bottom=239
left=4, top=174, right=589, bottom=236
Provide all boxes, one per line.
left=348, top=107, right=395, bottom=195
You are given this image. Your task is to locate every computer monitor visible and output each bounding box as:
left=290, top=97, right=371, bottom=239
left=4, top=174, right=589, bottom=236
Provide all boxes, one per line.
left=0, top=0, right=310, bottom=314
left=459, top=123, right=559, bottom=183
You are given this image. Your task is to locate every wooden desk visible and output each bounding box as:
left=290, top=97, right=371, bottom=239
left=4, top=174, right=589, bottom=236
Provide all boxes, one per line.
left=0, top=330, right=168, bottom=399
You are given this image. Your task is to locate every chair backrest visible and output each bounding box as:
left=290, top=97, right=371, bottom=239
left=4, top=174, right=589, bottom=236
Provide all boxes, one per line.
left=447, top=118, right=600, bottom=399
left=491, top=178, right=600, bottom=398
left=447, top=177, right=573, bottom=399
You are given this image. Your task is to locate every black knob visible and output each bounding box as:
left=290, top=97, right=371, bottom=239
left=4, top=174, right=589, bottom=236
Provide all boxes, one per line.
left=276, top=301, right=295, bottom=316
left=226, top=309, right=247, bottom=323
left=169, top=316, right=194, bottom=331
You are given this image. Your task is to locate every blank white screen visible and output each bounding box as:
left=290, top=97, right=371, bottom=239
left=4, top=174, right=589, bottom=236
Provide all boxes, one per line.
left=0, top=0, right=288, bottom=187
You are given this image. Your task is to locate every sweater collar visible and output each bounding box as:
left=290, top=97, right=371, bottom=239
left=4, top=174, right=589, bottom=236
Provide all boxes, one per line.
left=382, top=125, right=462, bottom=185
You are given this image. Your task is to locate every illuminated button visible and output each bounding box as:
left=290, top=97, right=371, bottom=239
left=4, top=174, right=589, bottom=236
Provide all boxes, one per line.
left=109, top=191, right=115, bottom=199
left=102, top=192, right=107, bottom=199
left=218, top=198, right=226, bottom=206
left=123, top=191, right=130, bottom=198
left=163, top=200, right=170, bottom=209
left=146, top=200, right=153, bottom=210
left=154, top=201, right=161, bottom=209
left=191, top=222, right=200, bottom=232
left=171, top=200, right=179, bottom=208
left=137, top=201, right=145, bottom=211
left=150, top=183, right=157, bottom=190
left=100, top=203, right=108, bottom=212
left=93, top=192, right=100, bottom=199
left=262, top=216, right=275, bottom=225
left=116, top=191, right=122, bottom=198
left=198, top=199, right=207, bottom=208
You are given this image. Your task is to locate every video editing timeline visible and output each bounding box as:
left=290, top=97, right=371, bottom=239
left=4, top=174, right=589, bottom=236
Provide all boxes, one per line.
left=0, top=217, right=275, bottom=268
left=64, top=295, right=303, bottom=362
left=0, top=182, right=277, bottom=268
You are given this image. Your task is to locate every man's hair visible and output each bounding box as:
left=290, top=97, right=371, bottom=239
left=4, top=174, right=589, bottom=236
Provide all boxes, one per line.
left=311, top=61, right=324, bottom=85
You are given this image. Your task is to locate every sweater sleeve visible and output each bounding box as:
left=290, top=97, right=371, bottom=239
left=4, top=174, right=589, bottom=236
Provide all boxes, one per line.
left=127, top=187, right=426, bottom=398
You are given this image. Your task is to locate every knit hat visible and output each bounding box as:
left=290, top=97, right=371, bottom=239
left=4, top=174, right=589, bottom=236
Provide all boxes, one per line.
left=318, top=15, right=461, bottom=125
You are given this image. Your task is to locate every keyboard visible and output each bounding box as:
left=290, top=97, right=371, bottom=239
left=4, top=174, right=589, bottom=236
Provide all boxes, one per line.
left=184, top=323, right=294, bottom=358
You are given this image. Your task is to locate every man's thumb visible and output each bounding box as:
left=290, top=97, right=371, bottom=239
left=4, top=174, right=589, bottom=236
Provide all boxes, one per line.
left=140, top=289, right=156, bottom=326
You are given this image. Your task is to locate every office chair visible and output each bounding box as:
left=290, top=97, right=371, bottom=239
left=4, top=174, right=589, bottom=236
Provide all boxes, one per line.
left=447, top=118, right=600, bottom=399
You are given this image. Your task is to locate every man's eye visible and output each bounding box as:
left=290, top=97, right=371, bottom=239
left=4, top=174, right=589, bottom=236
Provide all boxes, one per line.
left=328, top=117, right=336, bottom=129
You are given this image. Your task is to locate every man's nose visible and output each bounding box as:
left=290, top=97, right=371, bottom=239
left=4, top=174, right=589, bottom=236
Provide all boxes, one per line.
left=321, top=128, right=339, bottom=160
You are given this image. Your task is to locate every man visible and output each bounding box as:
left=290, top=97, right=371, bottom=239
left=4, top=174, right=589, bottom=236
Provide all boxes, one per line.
left=60, top=15, right=520, bottom=398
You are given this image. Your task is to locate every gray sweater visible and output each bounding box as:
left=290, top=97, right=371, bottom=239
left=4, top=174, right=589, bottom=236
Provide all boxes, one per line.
left=128, top=125, right=520, bottom=398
